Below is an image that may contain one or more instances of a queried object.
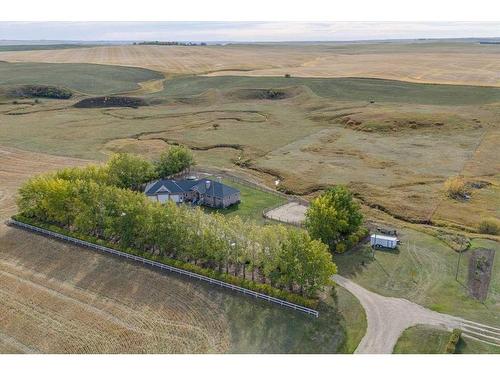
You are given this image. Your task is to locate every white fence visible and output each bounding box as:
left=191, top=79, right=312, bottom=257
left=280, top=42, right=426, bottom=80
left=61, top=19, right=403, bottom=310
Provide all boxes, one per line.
left=7, top=219, right=319, bottom=318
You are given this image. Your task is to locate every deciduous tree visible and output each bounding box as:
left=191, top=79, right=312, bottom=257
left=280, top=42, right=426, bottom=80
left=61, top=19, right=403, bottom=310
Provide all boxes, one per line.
left=305, top=185, right=363, bottom=252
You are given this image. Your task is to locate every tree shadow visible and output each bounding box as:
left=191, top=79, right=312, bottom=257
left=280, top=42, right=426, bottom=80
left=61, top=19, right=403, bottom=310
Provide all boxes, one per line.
left=335, top=241, right=400, bottom=278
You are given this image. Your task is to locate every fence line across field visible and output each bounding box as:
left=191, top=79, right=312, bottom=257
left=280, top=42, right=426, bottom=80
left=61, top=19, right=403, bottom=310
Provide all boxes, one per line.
left=7, top=219, right=319, bottom=318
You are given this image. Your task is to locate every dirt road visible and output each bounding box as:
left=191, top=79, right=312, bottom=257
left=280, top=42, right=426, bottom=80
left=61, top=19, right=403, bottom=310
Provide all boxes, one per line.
left=333, top=275, right=500, bottom=353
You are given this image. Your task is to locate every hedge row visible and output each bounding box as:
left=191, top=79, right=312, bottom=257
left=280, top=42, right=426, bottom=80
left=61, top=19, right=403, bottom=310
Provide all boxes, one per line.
left=445, top=329, right=462, bottom=354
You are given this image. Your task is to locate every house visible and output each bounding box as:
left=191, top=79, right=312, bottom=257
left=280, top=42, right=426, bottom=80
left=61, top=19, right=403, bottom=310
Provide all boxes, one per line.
left=144, top=178, right=240, bottom=208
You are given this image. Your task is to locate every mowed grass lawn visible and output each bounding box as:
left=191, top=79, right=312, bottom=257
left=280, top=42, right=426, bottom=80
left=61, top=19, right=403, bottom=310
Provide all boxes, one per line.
left=203, top=179, right=286, bottom=224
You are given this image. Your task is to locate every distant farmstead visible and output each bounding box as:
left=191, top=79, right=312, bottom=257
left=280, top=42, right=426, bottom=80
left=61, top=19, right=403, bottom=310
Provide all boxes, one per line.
left=144, top=178, right=240, bottom=208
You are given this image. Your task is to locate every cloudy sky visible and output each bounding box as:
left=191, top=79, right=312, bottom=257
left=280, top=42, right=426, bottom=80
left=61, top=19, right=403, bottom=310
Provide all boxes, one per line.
left=1, top=22, right=499, bottom=42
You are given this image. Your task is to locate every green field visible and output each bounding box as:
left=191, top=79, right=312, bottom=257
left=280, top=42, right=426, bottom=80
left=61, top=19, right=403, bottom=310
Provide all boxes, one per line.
left=0, top=61, right=162, bottom=95
left=203, top=179, right=286, bottom=223
left=156, top=75, right=500, bottom=105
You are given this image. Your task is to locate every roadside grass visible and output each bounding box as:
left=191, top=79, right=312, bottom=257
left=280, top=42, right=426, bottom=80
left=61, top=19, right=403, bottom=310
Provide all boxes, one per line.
left=202, top=179, right=286, bottom=224
left=335, top=286, right=367, bottom=353
left=393, top=325, right=450, bottom=354
left=0, top=61, right=162, bottom=95
left=335, top=228, right=500, bottom=326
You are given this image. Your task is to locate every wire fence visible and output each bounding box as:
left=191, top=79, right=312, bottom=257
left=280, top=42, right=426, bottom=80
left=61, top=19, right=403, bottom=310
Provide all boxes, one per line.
left=7, top=218, right=319, bottom=318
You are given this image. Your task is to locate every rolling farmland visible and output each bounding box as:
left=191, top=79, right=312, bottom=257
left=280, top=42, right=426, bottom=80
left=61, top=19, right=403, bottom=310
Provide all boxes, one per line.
left=0, top=39, right=499, bottom=354
left=0, top=42, right=500, bottom=86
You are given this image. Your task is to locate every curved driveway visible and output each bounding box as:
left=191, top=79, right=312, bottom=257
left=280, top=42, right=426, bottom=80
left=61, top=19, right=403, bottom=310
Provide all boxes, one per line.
left=334, top=275, right=500, bottom=353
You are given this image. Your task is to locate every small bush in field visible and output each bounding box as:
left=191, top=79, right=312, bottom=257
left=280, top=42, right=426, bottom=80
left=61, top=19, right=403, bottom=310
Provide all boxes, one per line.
left=444, top=176, right=468, bottom=199
left=478, top=218, right=500, bottom=235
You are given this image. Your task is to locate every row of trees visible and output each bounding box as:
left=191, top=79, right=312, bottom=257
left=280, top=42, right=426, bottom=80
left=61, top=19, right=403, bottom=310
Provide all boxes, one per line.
left=53, top=147, right=194, bottom=193
left=17, top=160, right=337, bottom=298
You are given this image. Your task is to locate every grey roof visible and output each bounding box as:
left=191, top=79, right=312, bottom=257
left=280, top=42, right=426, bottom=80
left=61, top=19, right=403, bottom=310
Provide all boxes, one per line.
left=145, top=178, right=239, bottom=199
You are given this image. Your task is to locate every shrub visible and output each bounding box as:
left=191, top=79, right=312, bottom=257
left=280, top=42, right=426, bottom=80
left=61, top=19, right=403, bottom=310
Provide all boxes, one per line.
left=284, top=73, right=291, bottom=78
left=445, top=329, right=462, bottom=354
left=444, top=176, right=468, bottom=199
left=12, top=85, right=73, bottom=99
left=478, top=218, right=500, bottom=235
left=335, top=242, right=347, bottom=253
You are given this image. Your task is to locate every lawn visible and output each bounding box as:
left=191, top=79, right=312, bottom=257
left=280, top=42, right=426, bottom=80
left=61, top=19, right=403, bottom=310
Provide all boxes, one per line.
left=203, top=179, right=286, bottom=224
left=393, top=325, right=450, bottom=354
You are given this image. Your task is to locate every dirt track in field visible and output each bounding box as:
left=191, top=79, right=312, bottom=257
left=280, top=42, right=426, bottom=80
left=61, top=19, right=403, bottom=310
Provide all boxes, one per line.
left=1, top=44, right=500, bottom=87
left=0, top=146, right=230, bottom=353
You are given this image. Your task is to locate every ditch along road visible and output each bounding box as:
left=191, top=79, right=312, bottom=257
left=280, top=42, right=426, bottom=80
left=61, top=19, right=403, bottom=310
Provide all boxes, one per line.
left=333, top=275, right=500, bottom=354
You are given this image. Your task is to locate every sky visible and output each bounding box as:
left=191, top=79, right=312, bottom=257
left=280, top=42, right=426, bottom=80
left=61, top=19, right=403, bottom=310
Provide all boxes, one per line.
left=0, top=22, right=499, bottom=42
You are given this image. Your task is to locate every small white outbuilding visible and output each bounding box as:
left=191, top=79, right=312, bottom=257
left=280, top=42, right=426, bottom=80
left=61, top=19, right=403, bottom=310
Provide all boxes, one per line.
left=370, top=234, right=399, bottom=249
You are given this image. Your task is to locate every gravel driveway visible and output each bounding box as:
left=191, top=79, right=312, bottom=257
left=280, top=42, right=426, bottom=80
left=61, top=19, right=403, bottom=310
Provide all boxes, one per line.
left=333, top=275, right=500, bottom=353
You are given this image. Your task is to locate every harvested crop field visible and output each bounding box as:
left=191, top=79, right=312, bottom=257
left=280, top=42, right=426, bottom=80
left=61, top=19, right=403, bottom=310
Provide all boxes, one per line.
left=0, top=146, right=358, bottom=353
left=1, top=42, right=500, bottom=86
